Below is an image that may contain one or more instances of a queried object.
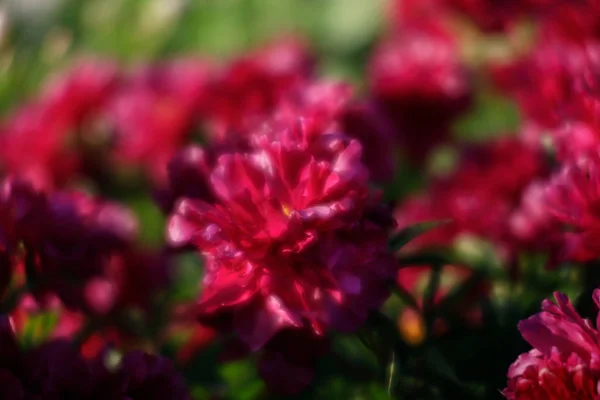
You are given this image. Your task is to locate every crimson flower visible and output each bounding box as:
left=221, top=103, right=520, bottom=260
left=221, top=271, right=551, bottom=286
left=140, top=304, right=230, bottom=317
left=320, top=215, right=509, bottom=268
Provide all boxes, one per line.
left=504, top=291, right=600, bottom=399
left=544, top=152, right=600, bottom=262
left=167, top=123, right=396, bottom=393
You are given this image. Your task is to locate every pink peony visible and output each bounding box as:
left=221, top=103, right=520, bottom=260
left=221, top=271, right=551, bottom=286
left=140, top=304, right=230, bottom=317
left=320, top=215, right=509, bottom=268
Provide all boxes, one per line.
left=504, top=291, right=600, bottom=399
left=167, top=121, right=396, bottom=393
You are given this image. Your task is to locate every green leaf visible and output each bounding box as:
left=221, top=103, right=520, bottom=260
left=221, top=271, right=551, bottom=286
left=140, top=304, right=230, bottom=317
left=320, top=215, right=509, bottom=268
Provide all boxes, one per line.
left=357, top=312, right=409, bottom=398
left=423, top=264, right=443, bottom=332
left=389, top=220, right=449, bottom=252
left=396, top=252, right=453, bottom=267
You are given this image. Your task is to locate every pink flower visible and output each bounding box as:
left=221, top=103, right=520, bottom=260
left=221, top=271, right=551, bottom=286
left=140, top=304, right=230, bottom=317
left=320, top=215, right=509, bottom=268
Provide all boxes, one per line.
left=0, top=61, right=119, bottom=190
left=267, top=81, right=396, bottom=181
left=41, top=59, right=119, bottom=126
left=491, top=38, right=594, bottom=129
left=508, top=181, right=563, bottom=258
left=545, top=152, right=600, bottom=262
left=205, top=39, right=314, bottom=138
left=0, top=104, right=80, bottom=190
left=107, top=60, right=211, bottom=183
left=369, top=26, right=472, bottom=163
left=504, top=291, right=600, bottom=399
left=395, top=138, right=548, bottom=252
left=167, top=122, right=396, bottom=393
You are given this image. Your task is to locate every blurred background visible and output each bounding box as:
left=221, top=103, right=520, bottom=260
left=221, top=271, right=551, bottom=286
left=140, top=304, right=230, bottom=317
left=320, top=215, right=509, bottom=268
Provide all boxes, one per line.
left=0, top=1, right=539, bottom=399
left=0, top=0, right=388, bottom=111
left=0, top=0, right=518, bottom=130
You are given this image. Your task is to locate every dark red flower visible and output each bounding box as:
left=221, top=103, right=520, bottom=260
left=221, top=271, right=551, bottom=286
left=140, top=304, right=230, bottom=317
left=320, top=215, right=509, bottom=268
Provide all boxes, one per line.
left=0, top=314, right=191, bottom=399
left=83, top=249, right=172, bottom=316
left=104, top=351, right=191, bottom=400
left=504, top=291, right=600, bottom=399
left=369, top=26, right=472, bottom=163
left=205, top=39, right=314, bottom=138
left=1, top=186, right=139, bottom=311
left=0, top=177, right=46, bottom=297
left=154, top=145, right=217, bottom=214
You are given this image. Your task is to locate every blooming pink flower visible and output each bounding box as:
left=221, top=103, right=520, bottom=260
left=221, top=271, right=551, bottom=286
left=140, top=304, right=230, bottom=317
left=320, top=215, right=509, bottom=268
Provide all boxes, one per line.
left=267, top=81, right=396, bottom=181
left=167, top=121, right=396, bottom=392
left=504, top=291, right=600, bottom=399
left=369, top=26, right=472, bottom=163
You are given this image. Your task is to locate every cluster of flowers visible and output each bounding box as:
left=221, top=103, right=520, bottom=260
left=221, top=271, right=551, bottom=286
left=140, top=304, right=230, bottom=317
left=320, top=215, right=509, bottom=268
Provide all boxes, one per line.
left=4, top=0, right=600, bottom=396
left=385, top=0, right=600, bottom=398
left=0, top=36, right=412, bottom=395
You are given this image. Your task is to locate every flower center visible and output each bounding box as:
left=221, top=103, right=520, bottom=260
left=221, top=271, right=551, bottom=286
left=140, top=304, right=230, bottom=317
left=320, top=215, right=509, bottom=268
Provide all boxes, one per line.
left=281, top=204, right=293, bottom=217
